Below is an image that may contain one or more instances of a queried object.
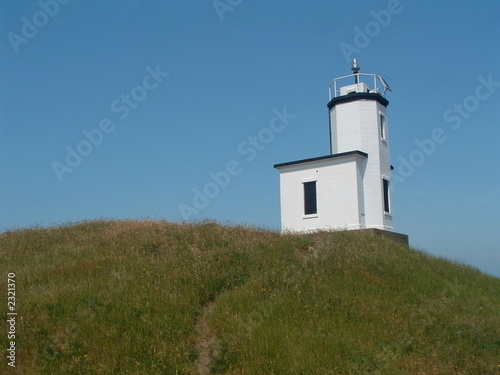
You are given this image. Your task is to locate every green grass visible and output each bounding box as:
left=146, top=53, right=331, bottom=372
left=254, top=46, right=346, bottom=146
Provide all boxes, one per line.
left=0, top=220, right=498, bottom=374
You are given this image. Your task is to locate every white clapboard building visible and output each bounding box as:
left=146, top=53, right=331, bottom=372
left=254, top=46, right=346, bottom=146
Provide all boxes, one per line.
left=274, top=60, right=402, bottom=236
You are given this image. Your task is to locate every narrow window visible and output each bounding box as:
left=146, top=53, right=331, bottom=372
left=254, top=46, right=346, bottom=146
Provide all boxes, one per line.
left=380, top=114, right=386, bottom=140
left=383, top=178, right=391, bottom=213
left=303, top=181, right=317, bottom=215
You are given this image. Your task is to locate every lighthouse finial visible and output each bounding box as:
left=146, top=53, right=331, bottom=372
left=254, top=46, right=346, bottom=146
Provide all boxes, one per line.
left=351, top=59, right=360, bottom=84
left=351, top=58, right=360, bottom=74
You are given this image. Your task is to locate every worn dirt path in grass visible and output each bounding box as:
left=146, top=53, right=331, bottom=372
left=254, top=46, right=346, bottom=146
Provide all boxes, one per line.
left=195, top=302, right=221, bottom=375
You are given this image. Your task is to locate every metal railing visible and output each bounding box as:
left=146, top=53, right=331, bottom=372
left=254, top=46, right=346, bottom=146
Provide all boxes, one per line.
left=328, top=73, right=392, bottom=100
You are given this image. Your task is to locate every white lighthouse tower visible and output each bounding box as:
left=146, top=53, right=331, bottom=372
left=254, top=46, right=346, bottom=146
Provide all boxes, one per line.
left=274, top=60, right=407, bottom=242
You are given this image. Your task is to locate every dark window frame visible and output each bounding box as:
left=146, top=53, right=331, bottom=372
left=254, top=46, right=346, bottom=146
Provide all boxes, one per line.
left=383, top=178, right=391, bottom=213
left=303, top=181, right=317, bottom=215
left=380, top=113, right=387, bottom=140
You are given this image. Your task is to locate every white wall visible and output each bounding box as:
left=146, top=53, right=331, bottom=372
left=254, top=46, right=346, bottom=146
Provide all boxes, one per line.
left=276, top=92, right=395, bottom=233
left=278, top=155, right=366, bottom=232
left=330, top=98, right=394, bottom=231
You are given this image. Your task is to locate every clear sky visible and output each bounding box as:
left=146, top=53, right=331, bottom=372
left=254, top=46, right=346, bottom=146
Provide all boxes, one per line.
left=1, top=1, right=499, bottom=277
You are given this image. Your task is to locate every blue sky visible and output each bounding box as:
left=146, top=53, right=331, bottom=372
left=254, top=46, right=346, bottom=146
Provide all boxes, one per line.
left=1, top=1, right=499, bottom=277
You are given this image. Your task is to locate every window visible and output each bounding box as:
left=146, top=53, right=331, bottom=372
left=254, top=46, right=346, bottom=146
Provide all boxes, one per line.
left=380, top=114, right=387, bottom=140
left=382, top=178, right=391, bottom=213
left=303, top=181, right=317, bottom=215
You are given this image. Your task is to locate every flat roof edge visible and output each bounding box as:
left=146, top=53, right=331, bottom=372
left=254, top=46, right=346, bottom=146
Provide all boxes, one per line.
left=274, top=150, right=368, bottom=169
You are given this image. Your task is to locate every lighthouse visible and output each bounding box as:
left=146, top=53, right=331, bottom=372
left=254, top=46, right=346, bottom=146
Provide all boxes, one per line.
left=274, top=60, right=407, bottom=242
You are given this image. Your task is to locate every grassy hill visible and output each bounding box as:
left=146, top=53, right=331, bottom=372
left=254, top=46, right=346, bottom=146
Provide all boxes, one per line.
left=0, top=220, right=498, bottom=374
